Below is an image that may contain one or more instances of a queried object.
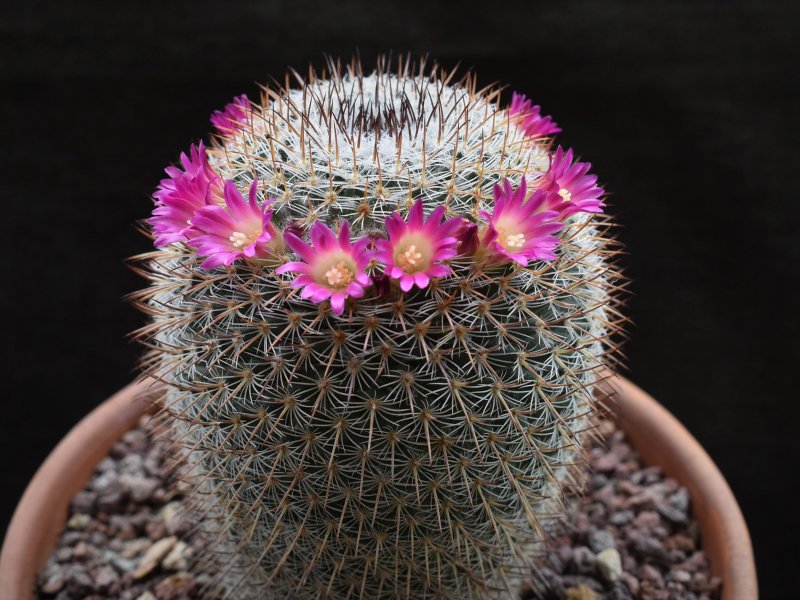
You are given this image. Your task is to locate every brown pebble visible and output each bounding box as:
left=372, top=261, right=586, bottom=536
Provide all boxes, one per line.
left=639, top=564, right=665, bottom=586
left=161, top=541, right=192, bottom=571
left=632, top=510, right=661, bottom=529
left=673, top=569, right=692, bottom=583
left=564, top=584, right=600, bottom=600
left=593, top=452, right=621, bottom=472
left=134, top=536, right=178, bottom=580
left=617, top=480, right=639, bottom=496
left=96, top=490, right=124, bottom=513
left=670, top=533, right=697, bottom=552
left=93, top=565, right=119, bottom=592
left=615, top=460, right=637, bottom=477
left=70, top=490, right=96, bottom=514
left=72, top=541, right=90, bottom=559
left=619, top=571, right=639, bottom=595
left=572, top=511, right=591, bottom=535
left=54, top=547, right=73, bottom=562
left=65, top=567, right=93, bottom=596
left=154, top=572, right=196, bottom=599
left=146, top=520, right=167, bottom=541
left=122, top=537, right=154, bottom=559
left=60, top=531, right=84, bottom=547
left=117, top=521, right=138, bottom=541
left=572, top=546, right=597, bottom=575
left=626, top=492, right=656, bottom=510
left=682, top=550, right=710, bottom=571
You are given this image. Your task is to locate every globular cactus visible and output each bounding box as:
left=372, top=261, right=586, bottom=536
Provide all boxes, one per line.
left=132, top=55, right=625, bottom=599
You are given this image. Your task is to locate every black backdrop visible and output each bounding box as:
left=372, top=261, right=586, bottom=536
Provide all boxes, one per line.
left=1, top=1, right=798, bottom=597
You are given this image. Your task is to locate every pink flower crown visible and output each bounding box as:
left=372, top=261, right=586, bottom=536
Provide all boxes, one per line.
left=149, top=94, right=605, bottom=315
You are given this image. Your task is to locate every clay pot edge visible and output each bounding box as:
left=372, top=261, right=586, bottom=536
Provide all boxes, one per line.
left=0, top=378, right=161, bottom=598
left=602, top=375, right=758, bottom=600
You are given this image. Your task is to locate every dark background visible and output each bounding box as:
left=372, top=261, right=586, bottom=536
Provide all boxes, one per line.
left=1, top=1, right=797, bottom=597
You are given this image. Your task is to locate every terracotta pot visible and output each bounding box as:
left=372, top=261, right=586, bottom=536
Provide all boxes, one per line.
left=0, top=376, right=757, bottom=599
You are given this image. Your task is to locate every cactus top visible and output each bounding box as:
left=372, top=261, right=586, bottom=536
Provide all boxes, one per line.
left=149, top=59, right=604, bottom=315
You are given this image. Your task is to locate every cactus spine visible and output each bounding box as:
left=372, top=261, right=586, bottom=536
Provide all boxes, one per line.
left=132, top=55, right=624, bottom=599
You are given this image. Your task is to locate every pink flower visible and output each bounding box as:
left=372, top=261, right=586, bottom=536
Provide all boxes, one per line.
left=544, top=146, right=605, bottom=217
left=509, top=92, right=561, bottom=139
left=375, top=199, right=462, bottom=292
left=480, top=178, right=564, bottom=264
left=150, top=142, right=224, bottom=247
left=210, top=94, right=250, bottom=135
left=276, top=221, right=372, bottom=316
left=189, top=180, right=278, bottom=268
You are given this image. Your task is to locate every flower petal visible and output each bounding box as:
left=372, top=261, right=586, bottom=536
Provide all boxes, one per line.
left=330, top=293, right=346, bottom=315
left=276, top=261, right=310, bottom=275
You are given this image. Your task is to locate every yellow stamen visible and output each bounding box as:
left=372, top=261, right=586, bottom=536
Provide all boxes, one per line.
left=324, top=261, right=354, bottom=288
left=496, top=225, right=527, bottom=251
left=502, top=232, right=526, bottom=249
left=229, top=231, right=258, bottom=248
left=397, top=244, right=424, bottom=273
left=558, top=187, right=572, bottom=202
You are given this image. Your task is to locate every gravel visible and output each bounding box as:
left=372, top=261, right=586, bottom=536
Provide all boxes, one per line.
left=35, top=416, right=208, bottom=600
left=37, top=417, right=721, bottom=599
left=522, top=419, right=722, bottom=600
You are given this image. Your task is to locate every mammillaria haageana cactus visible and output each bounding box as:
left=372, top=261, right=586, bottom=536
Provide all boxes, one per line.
left=131, top=55, right=625, bottom=599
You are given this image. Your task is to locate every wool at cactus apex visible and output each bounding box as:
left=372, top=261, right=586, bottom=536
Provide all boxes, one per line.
left=1, top=1, right=798, bottom=599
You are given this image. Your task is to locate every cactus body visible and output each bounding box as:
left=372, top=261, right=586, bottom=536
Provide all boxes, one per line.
left=133, top=57, right=624, bottom=599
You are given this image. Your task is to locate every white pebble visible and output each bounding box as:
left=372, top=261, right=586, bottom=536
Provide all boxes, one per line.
left=133, top=536, right=177, bottom=579
left=596, top=547, right=623, bottom=582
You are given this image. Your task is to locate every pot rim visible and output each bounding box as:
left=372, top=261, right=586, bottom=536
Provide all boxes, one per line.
left=0, top=378, right=160, bottom=598
left=0, top=375, right=757, bottom=599
left=600, top=375, right=757, bottom=600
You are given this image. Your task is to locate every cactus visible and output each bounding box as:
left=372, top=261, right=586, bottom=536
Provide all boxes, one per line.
left=131, top=55, right=624, bottom=599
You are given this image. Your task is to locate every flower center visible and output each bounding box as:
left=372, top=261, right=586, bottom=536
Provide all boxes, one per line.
left=501, top=232, right=526, bottom=249
left=324, top=261, right=354, bottom=289
left=229, top=230, right=259, bottom=249
left=397, top=244, right=424, bottom=272
left=558, top=187, right=572, bottom=202
left=495, top=221, right=527, bottom=251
